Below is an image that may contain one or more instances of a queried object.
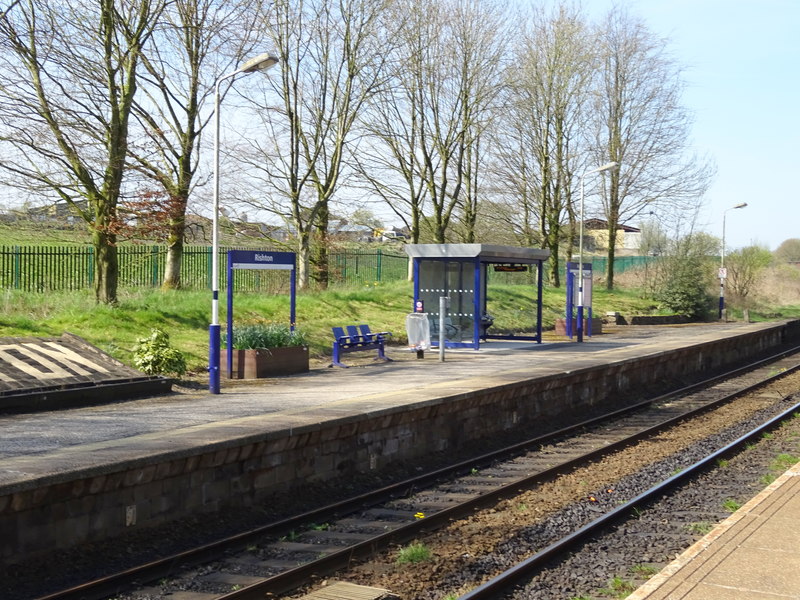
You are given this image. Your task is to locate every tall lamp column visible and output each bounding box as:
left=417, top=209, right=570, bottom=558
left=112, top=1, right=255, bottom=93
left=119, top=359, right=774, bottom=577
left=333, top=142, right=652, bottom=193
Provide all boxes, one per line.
left=577, top=161, right=618, bottom=343
left=719, top=202, right=748, bottom=321
left=210, top=53, right=279, bottom=394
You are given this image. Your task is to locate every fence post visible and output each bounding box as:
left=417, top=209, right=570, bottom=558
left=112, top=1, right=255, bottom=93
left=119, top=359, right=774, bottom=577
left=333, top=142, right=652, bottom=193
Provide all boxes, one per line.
left=87, top=246, right=94, bottom=286
left=377, top=249, right=382, bottom=282
left=13, top=245, right=20, bottom=290
left=151, top=246, right=160, bottom=287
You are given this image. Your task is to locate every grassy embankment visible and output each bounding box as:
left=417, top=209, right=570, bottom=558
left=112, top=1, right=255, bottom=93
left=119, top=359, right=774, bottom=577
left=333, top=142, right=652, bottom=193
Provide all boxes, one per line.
left=0, top=282, right=662, bottom=374
left=2, top=220, right=800, bottom=375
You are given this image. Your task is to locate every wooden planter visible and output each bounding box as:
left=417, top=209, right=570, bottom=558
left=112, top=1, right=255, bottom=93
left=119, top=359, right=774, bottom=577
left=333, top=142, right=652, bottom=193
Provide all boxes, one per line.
left=222, top=346, right=309, bottom=379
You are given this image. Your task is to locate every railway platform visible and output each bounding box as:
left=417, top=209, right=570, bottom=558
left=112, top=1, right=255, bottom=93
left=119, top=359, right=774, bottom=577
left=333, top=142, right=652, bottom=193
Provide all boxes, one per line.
left=629, top=459, right=800, bottom=600
left=1, top=319, right=799, bottom=573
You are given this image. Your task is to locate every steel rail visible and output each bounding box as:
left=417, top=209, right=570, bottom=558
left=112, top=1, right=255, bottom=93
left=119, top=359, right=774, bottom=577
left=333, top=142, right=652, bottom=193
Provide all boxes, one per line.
left=457, top=398, right=800, bottom=600
left=34, top=346, right=800, bottom=600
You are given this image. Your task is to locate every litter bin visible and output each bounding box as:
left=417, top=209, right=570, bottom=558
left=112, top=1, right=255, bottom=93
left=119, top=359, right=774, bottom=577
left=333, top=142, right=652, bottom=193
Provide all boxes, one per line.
left=406, top=312, right=431, bottom=352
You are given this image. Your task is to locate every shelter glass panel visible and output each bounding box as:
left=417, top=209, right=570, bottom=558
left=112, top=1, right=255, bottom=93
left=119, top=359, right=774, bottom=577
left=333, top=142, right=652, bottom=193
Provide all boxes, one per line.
left=419, top=261, right=475, bottom=344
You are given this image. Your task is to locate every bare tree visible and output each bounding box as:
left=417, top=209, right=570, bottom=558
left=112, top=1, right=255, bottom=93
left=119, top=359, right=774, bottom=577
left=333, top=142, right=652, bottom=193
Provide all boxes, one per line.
left=591, top=7, right=714, bottom=290
left=494, top=4, right=594, bottom=285
left=355, top=0, right=507, bottom=247
left=0, top=0, right=165, bottom=304
left=233, top=0, right=392, bottom=289
left=349, top=0, right=431, bottom=245
left=726, top=245, right=772, bottom=308
left=128, top=0, right=265, bottom=289
left=415, top=0, right=506, bottom=243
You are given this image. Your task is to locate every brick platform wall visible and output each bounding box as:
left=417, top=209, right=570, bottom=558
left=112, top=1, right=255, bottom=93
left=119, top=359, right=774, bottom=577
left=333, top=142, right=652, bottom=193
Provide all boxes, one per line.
left=0, top=324, right=792, bottom=565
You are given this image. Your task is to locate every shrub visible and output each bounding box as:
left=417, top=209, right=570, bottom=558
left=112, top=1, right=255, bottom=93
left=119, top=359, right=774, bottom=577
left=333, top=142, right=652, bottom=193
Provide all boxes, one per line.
left=226, top=323, right=308, bottom=349
left=656, top=261, right=712, bottom=319
left=132, top=328, right=187, bottom=377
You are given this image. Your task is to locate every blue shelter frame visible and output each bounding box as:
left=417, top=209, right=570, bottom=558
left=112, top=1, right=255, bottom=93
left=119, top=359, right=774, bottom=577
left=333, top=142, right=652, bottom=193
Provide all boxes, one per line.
left=405, top=244, right=551, bottom=350
left=224, top=250, right=296, bottom=379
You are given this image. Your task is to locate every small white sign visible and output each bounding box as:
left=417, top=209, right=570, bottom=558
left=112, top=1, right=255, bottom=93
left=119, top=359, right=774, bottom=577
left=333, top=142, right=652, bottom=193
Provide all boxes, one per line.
left=719, top=267, right=728, bottom=279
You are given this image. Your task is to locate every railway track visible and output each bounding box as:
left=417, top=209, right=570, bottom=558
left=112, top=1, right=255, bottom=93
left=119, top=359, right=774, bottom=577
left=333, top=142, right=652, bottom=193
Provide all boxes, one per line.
left=31, top=348, right=800, bottom=600
left=456, top=400, right=800, bottom=600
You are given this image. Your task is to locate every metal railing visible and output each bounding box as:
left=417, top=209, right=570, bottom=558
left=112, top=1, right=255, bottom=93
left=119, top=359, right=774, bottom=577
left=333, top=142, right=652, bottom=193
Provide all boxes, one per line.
left=0, top=245, right=411, bottom=293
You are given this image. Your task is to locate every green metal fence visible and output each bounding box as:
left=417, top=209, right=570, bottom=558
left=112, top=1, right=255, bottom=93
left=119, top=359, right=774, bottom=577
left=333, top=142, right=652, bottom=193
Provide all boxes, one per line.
left=0, top=245, right=411, bottom=292
left=589, top=255, right=657, bottom=276
left=0, top=245, right=658, bottom=293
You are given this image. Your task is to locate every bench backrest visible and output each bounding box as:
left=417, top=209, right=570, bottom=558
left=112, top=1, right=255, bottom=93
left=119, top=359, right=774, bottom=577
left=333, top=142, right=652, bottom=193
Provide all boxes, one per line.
left=332, top=326, right=347, bottom=342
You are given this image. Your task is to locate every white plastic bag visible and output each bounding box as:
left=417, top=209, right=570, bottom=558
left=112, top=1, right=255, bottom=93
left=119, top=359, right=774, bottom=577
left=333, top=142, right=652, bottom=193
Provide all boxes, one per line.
left=405, top=312, right=431, bottom=351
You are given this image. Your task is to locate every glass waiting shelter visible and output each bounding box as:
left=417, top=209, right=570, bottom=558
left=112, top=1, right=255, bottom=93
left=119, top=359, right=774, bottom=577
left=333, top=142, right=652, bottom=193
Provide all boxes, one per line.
left=405, top=244, right=551, bottom=349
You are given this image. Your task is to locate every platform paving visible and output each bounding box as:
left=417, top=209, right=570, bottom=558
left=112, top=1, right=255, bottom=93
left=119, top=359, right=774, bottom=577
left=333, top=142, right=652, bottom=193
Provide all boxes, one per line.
left=629, top=461, right=800, bottom=600
left=0, top=321, right=786, bottom=492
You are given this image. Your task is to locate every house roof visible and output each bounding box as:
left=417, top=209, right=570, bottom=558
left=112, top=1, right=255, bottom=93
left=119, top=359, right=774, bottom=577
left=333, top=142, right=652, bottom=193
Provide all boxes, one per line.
left=583, top=218, right=641, bottom=233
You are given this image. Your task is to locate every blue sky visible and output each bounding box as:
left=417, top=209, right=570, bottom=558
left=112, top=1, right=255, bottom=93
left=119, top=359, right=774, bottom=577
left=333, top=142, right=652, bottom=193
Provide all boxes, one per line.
left=585, top=0, right=798, bottom=250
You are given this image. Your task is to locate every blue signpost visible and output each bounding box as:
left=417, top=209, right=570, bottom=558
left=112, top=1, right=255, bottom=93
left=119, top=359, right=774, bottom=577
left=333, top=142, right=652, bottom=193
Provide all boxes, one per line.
left=565, top=261, right=593, bottom=339
left=216, top=250, right=296, bottom=381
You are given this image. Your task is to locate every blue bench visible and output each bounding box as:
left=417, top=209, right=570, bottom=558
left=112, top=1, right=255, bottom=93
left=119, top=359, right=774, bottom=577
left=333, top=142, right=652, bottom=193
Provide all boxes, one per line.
left=331, top=324, right=393, bottom=368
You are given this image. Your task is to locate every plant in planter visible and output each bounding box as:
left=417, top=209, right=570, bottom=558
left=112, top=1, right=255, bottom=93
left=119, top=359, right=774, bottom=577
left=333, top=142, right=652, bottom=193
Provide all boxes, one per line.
left=222, top=323, right=309, bottom=379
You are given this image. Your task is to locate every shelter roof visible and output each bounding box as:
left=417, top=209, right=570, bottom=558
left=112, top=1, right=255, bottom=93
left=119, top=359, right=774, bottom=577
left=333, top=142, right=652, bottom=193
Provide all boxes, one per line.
left=404, top=244, right=550, bottom=263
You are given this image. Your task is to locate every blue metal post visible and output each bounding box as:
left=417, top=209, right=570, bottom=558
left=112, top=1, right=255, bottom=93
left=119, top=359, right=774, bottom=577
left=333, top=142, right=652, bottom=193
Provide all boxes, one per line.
left=412, top=258, right=420, bottom=310
left=536, top=259, right=543, bottom=343
left=565, top=263, right=575, bottom=339
left=209, top=324, right=220, bottom=394
left=290, top=257, right=297, bottom=331
left=473, top=257, right=481, bottom=349
left=226, top=251, right=234, bottom=379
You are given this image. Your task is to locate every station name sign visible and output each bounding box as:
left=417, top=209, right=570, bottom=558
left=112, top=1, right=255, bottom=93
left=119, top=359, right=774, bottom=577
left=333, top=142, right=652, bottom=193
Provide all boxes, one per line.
left=229, top=250, right=295, bottom=270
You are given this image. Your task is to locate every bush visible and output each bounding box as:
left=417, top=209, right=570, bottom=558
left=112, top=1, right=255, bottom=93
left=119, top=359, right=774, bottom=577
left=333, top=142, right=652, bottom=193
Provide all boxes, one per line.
left=656, top=264, right=712, bottom=320
left=132, top=328, right=187, bottom=377
left=226, top=323, right=308, bottom=349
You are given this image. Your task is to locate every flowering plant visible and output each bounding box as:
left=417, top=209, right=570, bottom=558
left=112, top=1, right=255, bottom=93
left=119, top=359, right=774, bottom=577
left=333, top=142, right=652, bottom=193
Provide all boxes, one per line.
left=226, top=323, right=307, bottom=349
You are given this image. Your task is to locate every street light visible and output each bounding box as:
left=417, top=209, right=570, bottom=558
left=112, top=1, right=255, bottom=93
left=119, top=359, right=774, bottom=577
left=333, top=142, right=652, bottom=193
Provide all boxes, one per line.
left=577, top=161, right=618, bottom=343
left=210, top=53, right=279, bottom=394
left=718, top=202, right=748, bottom=321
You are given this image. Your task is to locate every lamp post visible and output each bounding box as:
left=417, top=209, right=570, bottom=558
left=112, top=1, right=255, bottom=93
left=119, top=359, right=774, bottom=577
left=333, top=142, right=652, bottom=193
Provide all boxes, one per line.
left=577, top=161, right=618, bottom=343
left=718, top=202, right=748, bottom=321
left=210, top=53, right=279, bottom=394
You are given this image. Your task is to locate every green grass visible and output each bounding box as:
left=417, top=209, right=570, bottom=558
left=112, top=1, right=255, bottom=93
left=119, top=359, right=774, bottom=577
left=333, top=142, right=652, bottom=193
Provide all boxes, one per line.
left=396, top=542, right=432, bottom=564
left=686, top=521, right=713, bottom=535
left=770, top=453, right=799, bottom=471
left=630, top=564, right=659, bottom=579
left=722, top=498, right=742, bottom=513
left=0, top=279, right=663, bottom=375
left=746, top=305, right=800, bottom=321
left=761, top=473, right=777, bottom=486
left=0, top=221, right=91, bottom=246
left=598, top=575, right=636, bottom=598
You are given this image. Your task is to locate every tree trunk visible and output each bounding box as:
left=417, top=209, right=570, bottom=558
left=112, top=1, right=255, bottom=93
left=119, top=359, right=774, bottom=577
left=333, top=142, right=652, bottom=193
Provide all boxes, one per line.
left=312, top=200, right=330, bottom=289
left=162, top=214, right=186, bottom=290
left=93, top=229, right=119, bottom=305
left=606, top=217, right=618, bottom=290
left=296, top=233, right=312, bottom=290
left=162, top=237, right=183, bottom=290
